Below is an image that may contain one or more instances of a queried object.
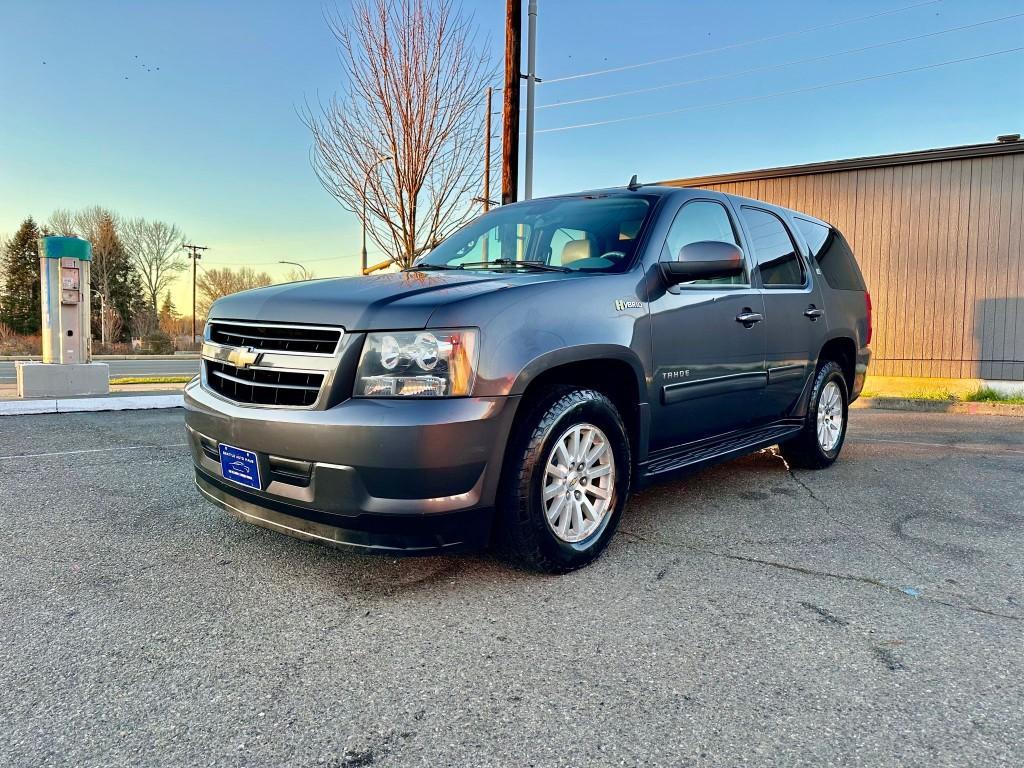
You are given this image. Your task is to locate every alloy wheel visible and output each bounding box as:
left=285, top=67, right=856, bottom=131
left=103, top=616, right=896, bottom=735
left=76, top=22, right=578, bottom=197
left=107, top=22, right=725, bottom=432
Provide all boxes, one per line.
left=542, top=423, right=615, bottom=543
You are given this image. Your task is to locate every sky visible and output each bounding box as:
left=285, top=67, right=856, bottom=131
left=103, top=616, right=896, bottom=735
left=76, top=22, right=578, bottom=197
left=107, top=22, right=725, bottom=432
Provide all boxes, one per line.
left=2, top=0, right=1023, bottom=310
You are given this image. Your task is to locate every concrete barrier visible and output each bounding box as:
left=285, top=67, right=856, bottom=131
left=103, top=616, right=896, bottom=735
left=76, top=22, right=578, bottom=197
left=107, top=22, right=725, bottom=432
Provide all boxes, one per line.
left=0, top=394, right=184, bottom=416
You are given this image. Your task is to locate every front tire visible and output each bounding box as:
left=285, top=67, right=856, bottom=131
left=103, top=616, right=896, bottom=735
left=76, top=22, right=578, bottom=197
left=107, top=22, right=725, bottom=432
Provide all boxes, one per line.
left=780, top=360, right=849, bottom=469
left=499, top=388, right=631, bottom=573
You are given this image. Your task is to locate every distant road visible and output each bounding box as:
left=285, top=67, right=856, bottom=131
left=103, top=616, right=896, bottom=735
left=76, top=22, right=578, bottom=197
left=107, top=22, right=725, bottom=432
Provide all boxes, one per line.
left=0, top=358, right=201, bottom=383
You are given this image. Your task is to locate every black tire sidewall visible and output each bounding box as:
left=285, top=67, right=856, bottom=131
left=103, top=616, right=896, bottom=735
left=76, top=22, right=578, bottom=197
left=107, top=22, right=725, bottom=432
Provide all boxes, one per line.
left=518, top=392, right=631, bottom=569
left=808, top=363, right=849, bottom=463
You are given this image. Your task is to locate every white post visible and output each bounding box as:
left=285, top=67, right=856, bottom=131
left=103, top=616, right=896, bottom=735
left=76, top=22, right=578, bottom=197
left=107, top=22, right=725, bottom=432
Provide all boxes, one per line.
left=524, top=0, right=538, bottom=200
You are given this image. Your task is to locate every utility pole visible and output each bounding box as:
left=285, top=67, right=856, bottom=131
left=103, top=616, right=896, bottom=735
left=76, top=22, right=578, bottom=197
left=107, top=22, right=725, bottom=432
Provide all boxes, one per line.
left=182, top=243, right=208, bottom=344
left=484, top=86, right=493, bottom=213
left=524, top=0, right=539, bottom=200
left=501, top=0, right=521, bottom=205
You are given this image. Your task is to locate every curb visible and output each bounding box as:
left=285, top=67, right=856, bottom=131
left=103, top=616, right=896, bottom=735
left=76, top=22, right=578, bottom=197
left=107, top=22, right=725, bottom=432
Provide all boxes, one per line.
left=0, top=394, right=184, bottom=416
left=852, top=397, right=1024, bottom=417
left=0, top=354, right=199, bottom=361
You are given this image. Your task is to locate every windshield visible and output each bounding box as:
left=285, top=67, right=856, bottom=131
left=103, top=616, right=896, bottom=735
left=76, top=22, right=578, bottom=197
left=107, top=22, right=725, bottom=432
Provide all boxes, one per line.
left=414, top=195, right=655, bottom=273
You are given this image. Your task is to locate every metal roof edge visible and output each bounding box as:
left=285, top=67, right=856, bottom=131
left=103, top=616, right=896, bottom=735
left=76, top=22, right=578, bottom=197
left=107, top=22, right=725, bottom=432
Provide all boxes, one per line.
left=659, top=140, right=1024, bottom=187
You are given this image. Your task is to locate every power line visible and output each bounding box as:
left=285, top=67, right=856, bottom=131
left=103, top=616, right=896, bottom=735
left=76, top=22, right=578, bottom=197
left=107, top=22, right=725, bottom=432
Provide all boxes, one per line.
left=538, top=11, right=1024, bottom=110
left=536, top=45, right=1024, bottom=135
left=203, top=254, right=352, bottom=267
left=540, top=0, right=943, bottom=85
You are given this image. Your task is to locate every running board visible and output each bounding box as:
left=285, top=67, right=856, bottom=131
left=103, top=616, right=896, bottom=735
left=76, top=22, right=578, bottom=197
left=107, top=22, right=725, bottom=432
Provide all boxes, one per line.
left=640, top=421, right=803, bottom=479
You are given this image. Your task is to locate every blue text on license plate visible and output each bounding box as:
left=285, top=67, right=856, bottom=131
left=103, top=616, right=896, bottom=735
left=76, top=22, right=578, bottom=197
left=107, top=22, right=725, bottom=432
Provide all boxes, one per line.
left=219, top=444, right=262, bottom=489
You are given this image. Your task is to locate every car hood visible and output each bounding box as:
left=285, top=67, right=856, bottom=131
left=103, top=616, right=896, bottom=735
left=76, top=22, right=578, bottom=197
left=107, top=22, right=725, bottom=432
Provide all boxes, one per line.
left=207, top=270, right=567, bottom=331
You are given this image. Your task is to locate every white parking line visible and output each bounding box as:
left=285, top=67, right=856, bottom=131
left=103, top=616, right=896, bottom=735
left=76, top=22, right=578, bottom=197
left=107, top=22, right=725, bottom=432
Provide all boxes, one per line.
left=0, top=443, right=189, bottom=461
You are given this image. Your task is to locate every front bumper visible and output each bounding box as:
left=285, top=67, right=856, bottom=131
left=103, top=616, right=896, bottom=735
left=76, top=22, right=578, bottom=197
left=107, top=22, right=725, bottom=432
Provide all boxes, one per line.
left=184, top=379, right=520, bottom=552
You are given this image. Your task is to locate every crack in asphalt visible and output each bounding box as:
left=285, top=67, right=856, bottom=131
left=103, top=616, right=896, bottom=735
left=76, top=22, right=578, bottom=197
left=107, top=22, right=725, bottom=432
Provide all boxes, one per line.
left=773, top=450, right=936, bottom=586
left=618, top=529, right=1021, bottom=623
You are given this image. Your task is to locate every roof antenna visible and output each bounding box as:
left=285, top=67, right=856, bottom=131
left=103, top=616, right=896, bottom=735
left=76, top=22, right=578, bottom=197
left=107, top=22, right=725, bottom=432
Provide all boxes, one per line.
left=627, top=174, right=641, bottom=190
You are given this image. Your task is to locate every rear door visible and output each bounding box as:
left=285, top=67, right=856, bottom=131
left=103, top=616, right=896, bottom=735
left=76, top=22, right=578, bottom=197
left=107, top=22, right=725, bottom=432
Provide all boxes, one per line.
left=736, top=205, right=825, bottom=418
left=648, top=198, right=768, bottom=451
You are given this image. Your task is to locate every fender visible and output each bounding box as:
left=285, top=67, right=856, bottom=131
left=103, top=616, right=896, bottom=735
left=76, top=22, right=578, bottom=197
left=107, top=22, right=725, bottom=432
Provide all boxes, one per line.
left=509, top=343, right=648, bottom=400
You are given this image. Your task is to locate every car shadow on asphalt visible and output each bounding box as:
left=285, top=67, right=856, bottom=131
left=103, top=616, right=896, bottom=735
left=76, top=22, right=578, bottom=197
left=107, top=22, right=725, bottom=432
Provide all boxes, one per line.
left=226, top=448, right=804, bottom=599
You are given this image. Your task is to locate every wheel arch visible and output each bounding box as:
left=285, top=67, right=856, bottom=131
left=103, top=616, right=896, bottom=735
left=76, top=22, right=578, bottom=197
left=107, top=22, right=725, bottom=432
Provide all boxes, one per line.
left=816, top=334, right=857, bottom=394
left=508, top=346, right=649, bottom=464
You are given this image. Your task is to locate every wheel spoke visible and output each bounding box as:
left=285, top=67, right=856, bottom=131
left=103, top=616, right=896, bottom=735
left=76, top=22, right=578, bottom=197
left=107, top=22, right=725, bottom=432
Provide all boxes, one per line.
left=555, top=440, right=571, bottom=466
left=547, top=493, right=567, bottom=524
left=546, top=461, right=568, bottom=479
left=587, top=484, right=610, bottom=500
left=588, top=463, right=612, bottom=479
left=558, top=500, right=573, bottom=537
left=571, top=501, right=584, bottom=533
left=579, top=495, right=598, bottom=521
left=543, top=482, right=563, bottom=501
left=579, top=429, right=595, bottom=466
left=585, top=441, right=607, bottom=466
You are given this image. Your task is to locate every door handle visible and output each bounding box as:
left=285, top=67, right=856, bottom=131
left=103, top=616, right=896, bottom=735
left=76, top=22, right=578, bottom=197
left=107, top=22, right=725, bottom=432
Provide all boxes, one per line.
left=736, top=310, right=763, bottom=327
left=804, top=306, right=824, bottom=320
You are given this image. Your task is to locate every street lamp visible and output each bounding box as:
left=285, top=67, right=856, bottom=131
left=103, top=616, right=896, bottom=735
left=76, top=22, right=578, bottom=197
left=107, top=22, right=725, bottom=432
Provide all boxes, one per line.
left=279, top=261, right=309, bottom=281
left=361, top=153, right=391, bottom=274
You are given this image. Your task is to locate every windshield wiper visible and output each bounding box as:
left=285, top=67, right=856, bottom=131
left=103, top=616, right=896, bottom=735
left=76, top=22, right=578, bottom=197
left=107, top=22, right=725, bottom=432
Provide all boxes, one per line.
left=404, top=263, right=461, bottom=271
left=458, top=258, right=570, bottom=272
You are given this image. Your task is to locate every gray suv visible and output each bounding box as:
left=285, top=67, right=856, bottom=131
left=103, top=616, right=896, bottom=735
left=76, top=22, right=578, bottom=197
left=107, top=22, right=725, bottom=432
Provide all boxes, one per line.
left=184, top=184, right=871, bottom=572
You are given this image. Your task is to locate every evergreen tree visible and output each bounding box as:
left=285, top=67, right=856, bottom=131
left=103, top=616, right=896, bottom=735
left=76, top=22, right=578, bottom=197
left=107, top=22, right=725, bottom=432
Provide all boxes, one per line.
left=159, top=290, right=178, bottom=319
left=0, top=218, right=42, bottom=335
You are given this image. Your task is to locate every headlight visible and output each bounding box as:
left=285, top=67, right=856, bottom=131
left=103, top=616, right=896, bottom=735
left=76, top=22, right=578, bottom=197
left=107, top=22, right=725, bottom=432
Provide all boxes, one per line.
left=355, top=329, right=479, bottom=397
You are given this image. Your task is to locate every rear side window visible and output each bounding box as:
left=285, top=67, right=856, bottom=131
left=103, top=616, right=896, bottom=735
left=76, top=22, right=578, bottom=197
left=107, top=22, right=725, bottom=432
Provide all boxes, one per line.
left=739, top=207, right=805, bottom=287
left=794, top=218, right=865, bottom=291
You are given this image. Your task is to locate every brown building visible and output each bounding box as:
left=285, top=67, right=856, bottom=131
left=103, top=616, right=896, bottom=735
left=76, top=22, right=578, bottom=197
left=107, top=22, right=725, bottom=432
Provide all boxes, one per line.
left=661, top=139, right=1024, bottom=382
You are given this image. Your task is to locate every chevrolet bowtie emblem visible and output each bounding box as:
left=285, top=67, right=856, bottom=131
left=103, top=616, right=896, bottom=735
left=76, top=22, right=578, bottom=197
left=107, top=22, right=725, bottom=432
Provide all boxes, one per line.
left=227, top=347, right=261, bottom=369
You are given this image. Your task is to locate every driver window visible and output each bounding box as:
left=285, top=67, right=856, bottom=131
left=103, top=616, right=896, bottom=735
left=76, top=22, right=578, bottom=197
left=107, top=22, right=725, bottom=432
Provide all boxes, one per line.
left=661, top=200, right=745, bottom=285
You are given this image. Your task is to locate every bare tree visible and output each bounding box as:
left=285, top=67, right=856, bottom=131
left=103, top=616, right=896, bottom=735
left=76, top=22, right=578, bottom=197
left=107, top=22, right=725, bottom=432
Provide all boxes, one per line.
left=121, top=217, right=187, bottom=311
left=47, top=209, right=77, bottom=237
left=303, top=0, right=493, bottom=270
left=101, top=303, right=124, bottom=346
left=65, top=207, right=121, bottom=305
left=283, top=268, right=315, bottom=283
left=196, top=266, right=273, bottom=316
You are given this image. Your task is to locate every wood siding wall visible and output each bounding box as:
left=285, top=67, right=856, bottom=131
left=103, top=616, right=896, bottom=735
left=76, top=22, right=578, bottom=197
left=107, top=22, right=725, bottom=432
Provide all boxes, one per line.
left=685, top=153, right=1024, bottom=380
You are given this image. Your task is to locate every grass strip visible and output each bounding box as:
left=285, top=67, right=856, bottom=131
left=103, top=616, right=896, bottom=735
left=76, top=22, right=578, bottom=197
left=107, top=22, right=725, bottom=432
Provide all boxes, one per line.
left=109, top=376, right=193, bottom=385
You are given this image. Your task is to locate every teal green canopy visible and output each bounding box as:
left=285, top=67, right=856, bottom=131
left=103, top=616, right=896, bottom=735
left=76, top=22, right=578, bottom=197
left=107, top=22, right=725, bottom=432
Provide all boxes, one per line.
left=39, top=236, right=92, bottom=261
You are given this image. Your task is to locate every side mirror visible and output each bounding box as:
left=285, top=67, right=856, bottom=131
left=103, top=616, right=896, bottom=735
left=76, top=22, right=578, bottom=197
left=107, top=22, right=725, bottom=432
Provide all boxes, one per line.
left=660, top=240, right=745, bottom=284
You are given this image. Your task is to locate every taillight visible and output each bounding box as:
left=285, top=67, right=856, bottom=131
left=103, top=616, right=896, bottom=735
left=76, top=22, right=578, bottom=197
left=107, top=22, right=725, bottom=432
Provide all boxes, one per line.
left=865, top=291, right=873, bottom=346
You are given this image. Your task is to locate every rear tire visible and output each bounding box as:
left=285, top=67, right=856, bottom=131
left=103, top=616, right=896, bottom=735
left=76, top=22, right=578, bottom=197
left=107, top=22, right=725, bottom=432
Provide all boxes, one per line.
left=779, top=360, right=849, bottom=469
left=499, top=388, right=631, bottom=573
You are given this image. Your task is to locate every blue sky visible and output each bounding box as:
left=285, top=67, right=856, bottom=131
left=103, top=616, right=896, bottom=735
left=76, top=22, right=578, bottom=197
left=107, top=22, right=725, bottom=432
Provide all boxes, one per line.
left=2, top=0, right=1022, bottom=309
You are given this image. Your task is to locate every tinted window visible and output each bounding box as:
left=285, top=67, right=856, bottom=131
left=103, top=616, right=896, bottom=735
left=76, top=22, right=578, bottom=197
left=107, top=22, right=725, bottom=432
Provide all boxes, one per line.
left=661, top=200, right=744, bottom=285
left=740, top=207, right=804, bottom=287
left=794, top=218, right=865, bottom=291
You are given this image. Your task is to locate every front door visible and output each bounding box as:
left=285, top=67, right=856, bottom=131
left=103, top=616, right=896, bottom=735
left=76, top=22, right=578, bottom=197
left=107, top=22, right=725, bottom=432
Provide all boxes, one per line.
left=648, top=199, right=768, bottom=451
left=736, top=205, right=824, bottom=418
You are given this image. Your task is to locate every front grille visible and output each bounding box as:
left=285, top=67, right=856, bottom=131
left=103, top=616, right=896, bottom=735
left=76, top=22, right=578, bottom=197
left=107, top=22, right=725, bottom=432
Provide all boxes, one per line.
left=208, top=321, right=341, bottom=355
left=205, top=360, right=324, bottom=407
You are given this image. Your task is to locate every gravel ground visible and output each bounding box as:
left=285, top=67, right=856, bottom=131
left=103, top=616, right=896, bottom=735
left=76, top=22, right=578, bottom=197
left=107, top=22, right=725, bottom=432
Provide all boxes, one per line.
left=1, top=409, right=1021, bottom=767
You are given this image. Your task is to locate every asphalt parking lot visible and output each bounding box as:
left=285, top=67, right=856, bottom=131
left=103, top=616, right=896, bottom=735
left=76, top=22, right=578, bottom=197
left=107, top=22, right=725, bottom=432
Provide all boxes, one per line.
left=1, top=408, right=1021, bottom=767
